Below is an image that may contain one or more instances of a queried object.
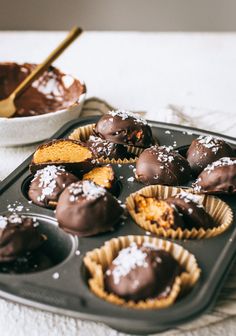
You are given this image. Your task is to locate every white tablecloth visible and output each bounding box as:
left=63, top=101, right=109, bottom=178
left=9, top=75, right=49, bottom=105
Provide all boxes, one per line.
left=1, top=31, right=236, bottom=336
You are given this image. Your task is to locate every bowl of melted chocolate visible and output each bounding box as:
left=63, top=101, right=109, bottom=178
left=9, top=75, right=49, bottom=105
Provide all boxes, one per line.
left=0, top=62, right=86, bottom=146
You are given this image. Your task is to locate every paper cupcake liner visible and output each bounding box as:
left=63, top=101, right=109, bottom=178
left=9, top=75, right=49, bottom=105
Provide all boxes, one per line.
left=83, top=235, right=200, bottom=309
left=126, top=185, right=233, bottom=239
left=69, top=123, right=143, bottom=164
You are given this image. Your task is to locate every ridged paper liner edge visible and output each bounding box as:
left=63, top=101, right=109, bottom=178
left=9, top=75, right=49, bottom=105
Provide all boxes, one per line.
left=83, top=235, right=201, bottom=309
left=126, top=185, right=233, bottom=239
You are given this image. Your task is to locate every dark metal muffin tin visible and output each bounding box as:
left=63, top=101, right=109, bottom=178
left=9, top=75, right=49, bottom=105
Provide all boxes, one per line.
left=0, top=116, right=236, bottom=335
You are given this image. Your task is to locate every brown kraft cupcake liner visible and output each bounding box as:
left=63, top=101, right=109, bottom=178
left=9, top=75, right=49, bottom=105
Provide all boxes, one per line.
left=83, top=235, right=201, bottom=309
left=126, top=185, right=233, bottom=239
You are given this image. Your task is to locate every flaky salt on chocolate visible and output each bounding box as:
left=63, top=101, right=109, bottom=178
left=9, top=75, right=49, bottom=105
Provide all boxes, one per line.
left=193, top=157, right=236, bottom=194
left=86, top=135, right=135, bottom=160
left=104, top=242, right=182, bottom=301
left=94, top=109, right=154, bottom=147
left=56, top=180, right=124, bottom=237
left=135, top=145, right=192, bottom=186
left=108, top=110, right=148, bottom=124
left=28, top=165, right=78, bottom=208
left=187, top=136, right=234, bottom=176
left=166, top=192, right=216, bottom=230
left=133, top=191, right=215, bottom=231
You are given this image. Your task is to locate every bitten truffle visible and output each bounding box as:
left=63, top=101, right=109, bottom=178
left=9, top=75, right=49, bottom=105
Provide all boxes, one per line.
left=0, top=214, right=51, bottom=273
left=193, top=157, right=236, bottom=194
left=28, top=165, right=78, bottom=208
left=104, top=242, right=181, bottom=301
left=166, top=191, right=216, bottom=230
left=56, top=180, right=124, bottom=237
left=94, top=110, right=153, bottom=147
left=134, top=194, right=185, bottom=230
left=135, top=145, right=191, bottom=186
left=86, top=135, right=135, bottom=160
left=186, top=136, right=234, bottom=176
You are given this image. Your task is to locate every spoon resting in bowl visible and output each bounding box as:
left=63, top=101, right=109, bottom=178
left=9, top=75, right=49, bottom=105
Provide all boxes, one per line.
left=0, top=26, right=83, bottom=118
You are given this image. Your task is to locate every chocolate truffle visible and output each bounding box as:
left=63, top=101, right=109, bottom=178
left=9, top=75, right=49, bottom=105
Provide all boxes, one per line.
left=134, top=194, right=185, bottom=230
left=82, top=165, right=116, bottom=193
left=135, top=145, right=192, bottom=186
left=56, top=180, right=124, bottom=237
left=28, top=165, right=78, bottom=208
left=186, top=136, right=234, bottom=176
left=30, top=139, right=94, bottom=176
left=0, top=62, right=85, bottom=118
left=0, top=214, right=51, bottom=273
left=104, top=242, right=181, bottom=301
left=193, top=157, right=236, bottom=194
left=166, top=191, right=216, bottom=230
left=94, top=110, right=153, bottom=147
left=86, top=135, right=135, bottom=160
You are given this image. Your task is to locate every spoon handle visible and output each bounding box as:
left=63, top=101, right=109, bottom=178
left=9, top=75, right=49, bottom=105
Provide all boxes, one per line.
left=11, top=26, right=83, bottom=99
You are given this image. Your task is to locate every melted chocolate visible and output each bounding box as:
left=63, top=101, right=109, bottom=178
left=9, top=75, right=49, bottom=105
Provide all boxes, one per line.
left=135, top=145, right=192, bottom=186
left=166, top=192, right=216, bottom=230
left=94, top=110, right=153, bottom=147
left=28, top=165, right=78, bottom=208
left=56, top=180, right=124, bottom=237
left=0, top=214, right=45, bottom=262
left=0, top=62, right=85, bottom=117
left=104, top=243, right=181, bottom=301
left=86, top=135, right=136, bottom=160
left=193, top=157, right=236, bottom=194
left=0, top=214, right=52, bottom=273
left=187, top=136, right=234, bottom=176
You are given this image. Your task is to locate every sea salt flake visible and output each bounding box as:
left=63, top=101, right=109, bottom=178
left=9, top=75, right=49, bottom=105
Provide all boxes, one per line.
left=127, top=177, right=135, bottom=182
left=204, top=157, right=236, bottom=173
left=176, top=191, right=202, bottom=205
left=110, top=242, right=149, bottom=285
left=52, top=272, right=60, bottom=279
left=68, top=181, right=106, bottom=201
left=0, top=216, right=7, bottom=229
left=108, top=109, right=147, bottom=125
left=33, top=165, right=66, bottom=201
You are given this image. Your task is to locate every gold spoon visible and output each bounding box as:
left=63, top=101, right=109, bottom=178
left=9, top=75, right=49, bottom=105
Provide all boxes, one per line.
left=0, top=26, right=83, bottom=118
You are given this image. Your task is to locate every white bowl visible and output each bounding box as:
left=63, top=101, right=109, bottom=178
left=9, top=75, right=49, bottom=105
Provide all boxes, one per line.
left=0, top=91, right=86, bottom=147
left=0, top=77, right=86, bottom=147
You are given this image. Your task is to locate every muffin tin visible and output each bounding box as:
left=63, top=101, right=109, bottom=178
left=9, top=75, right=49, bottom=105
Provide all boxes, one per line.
left=0, top=116, right=236, bottom=334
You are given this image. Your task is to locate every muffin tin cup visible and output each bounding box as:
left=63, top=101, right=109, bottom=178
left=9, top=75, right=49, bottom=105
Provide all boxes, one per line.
left=126, top=185, right=234, bottom=239
left=83, top=235, right=201, bottom=309
left=0, top=213, right=77, bottom=274
left=1, top=116, right=236, bottom=333
left=68, top=123, right=143, bottom=164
